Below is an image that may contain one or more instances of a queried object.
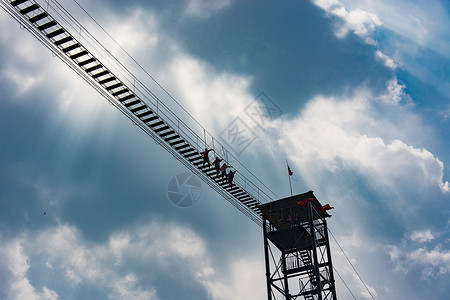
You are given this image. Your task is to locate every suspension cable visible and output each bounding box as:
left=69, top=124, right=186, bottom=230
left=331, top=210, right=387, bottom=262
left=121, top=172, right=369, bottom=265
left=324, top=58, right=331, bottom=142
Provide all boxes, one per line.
left=307, top=204, right=376, bottom=300
left=328, top=227, right=376, bottom=300
left=333, top=266, right=358, bottom=300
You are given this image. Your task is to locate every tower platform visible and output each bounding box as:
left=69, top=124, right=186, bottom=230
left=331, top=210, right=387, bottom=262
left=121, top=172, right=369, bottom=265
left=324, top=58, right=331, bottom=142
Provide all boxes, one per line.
left=259, top=191, right=331, bottom=252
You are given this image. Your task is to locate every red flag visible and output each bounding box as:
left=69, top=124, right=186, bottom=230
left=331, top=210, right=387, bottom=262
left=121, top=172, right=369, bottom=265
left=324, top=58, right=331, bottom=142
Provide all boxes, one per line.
left=288, top=165, right=293, bottom=176
left=318, top=204, right=334, bottom=213
left=297, top=197, right=314, bottom=207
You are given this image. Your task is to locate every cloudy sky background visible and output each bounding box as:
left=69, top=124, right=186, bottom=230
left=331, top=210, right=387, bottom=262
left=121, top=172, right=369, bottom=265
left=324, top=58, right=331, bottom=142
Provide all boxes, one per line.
left=0, top=0, right=449, bottom=299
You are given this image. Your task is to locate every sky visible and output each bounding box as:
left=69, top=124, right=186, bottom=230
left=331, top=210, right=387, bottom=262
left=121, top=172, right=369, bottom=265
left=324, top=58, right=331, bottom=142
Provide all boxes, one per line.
left=0, top=0, right=449, bottom=299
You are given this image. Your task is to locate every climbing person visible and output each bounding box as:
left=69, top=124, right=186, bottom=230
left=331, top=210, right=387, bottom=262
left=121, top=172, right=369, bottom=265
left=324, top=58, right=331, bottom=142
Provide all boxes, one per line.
left=201, top=148, right=213, bottom=167
left=220, top=163, right=229, bottom=181
left=227, top=169, right=237, bottom=185
left=212, top=156, right=222, bottom=174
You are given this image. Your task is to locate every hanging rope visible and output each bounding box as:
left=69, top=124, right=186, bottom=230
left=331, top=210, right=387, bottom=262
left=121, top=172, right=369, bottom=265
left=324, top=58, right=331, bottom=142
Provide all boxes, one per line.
left=328, top=229, right=376, bottom=300
left=333, top=266, right=358, bottom=300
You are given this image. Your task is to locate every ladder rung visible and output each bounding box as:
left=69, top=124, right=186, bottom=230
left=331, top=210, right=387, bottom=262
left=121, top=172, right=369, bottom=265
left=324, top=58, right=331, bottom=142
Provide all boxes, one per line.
left=105, top=83, right=123, bottom=91
left=159, top=130, right=175, bottom=137
left=20, top=4, right=39, bottom=15
left=85, top=64, right=103, bottom=73
left=184, top=152, right=199, bottom=158
left=228, top=187, right=240, bottom=193
left=62, top=43, right=81, bottom=53
left=136, top=110, right=152, bottom=119
left=145, top=115, right=159, bottom=122
left=98, top=76, right=116, bottom=85
left=242, top=200, right=256, bottom=206
left=46, top=28, right=65, bottom=39
left=91, top=70, right=110, bottom=78
left=218, top=180, right=229, bottom=186
left=117, top=94, right=134, bottom=102
left=240, top=196, right=253, bottom=202
left=169, top=139, right=184, bottom=146
left=149, top=121, right=164, bottom=128
left=233, top=192, right=248, bottom=203
left=189, top=156, right=203, bottom=162
left=174, top=143, right=189, bottom=151
left=29, top=12, right=48, bottom=23
left=235, top=193, right=248, bottom=199
left=178, top=144, right=196, bottom=154
left=243, top=198, right=257, bottom=204
left=154, top=125, right=170, bottom=133
left=124, top=100, right=141, bottom=107
left=179, top=148, right=195, bottom=155
left=164, top=134, right=180, bottom=141
left=193, top=160, right=205, bottom=166
left=112, top=89, right=129, bottom=97
left=190, top=159, right=204, bottom=165
left=241, top=197, right=255, bottom=203
left=234, top=190, right=247, bottom=197
left=54, top=36, right=73, bottom=46
left=130, top=106, right=146, bottom=113
left=70, top=50, right=88, bottom=60
left=77, top=57, right=96, bottom=66
left=11, top=0, right=28, bottom=6
left=37, top=20, right=57, bottom=31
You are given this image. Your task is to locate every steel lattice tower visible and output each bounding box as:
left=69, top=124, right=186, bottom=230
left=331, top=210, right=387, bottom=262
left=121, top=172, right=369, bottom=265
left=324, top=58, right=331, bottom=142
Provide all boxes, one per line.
left=259, top=191, right=337, bottom=300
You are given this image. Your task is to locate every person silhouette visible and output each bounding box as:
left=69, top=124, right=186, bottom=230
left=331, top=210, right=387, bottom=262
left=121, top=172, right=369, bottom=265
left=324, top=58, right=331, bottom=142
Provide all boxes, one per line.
left=201, top=148, right=213, bottom=167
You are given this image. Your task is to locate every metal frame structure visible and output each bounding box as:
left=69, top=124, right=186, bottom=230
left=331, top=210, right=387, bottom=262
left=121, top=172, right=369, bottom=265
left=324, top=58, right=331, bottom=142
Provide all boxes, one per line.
left=260, top=191, right=337, bottom=300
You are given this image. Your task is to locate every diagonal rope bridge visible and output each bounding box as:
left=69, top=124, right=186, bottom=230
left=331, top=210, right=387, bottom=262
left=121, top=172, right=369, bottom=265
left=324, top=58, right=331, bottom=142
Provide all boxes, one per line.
left=0, top=0, right=280, bottom=227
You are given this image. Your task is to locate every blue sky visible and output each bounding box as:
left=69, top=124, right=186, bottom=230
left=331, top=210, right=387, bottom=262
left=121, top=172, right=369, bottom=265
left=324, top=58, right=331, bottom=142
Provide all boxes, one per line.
left=0, top=0, right=449, bottom=299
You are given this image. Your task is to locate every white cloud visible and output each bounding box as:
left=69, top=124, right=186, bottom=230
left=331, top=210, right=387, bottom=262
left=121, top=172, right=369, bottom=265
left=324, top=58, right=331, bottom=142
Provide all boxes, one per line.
left=0, top=237, right=58, bottom=300
left=388, top=244, right=450, bottom=279
left=340, top=0, right=450, bottom=57
left=380, top=77, right=409, bottom=105
left=101, top=9, right=160, bottom=58
left=442, top=105, right=450, bottom=120
left=375, top=50, right=397, bottom=70
left=0, top=221, right=266, bottom=300
left=166, top=54, right=253, bottom=135
left=201, top=258, right=265, bottom=300
left=410, top=229, right=436, bottom=243
left=312, top=0, right=382, bottom=45
left=184, top=0, right=232, bottom=20
left=272, top=85, right=449, bottom=195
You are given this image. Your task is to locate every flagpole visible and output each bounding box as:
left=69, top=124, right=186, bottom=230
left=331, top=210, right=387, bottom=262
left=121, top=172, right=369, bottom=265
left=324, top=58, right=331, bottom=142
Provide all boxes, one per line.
left=286, top=159, right=293, bottom=196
